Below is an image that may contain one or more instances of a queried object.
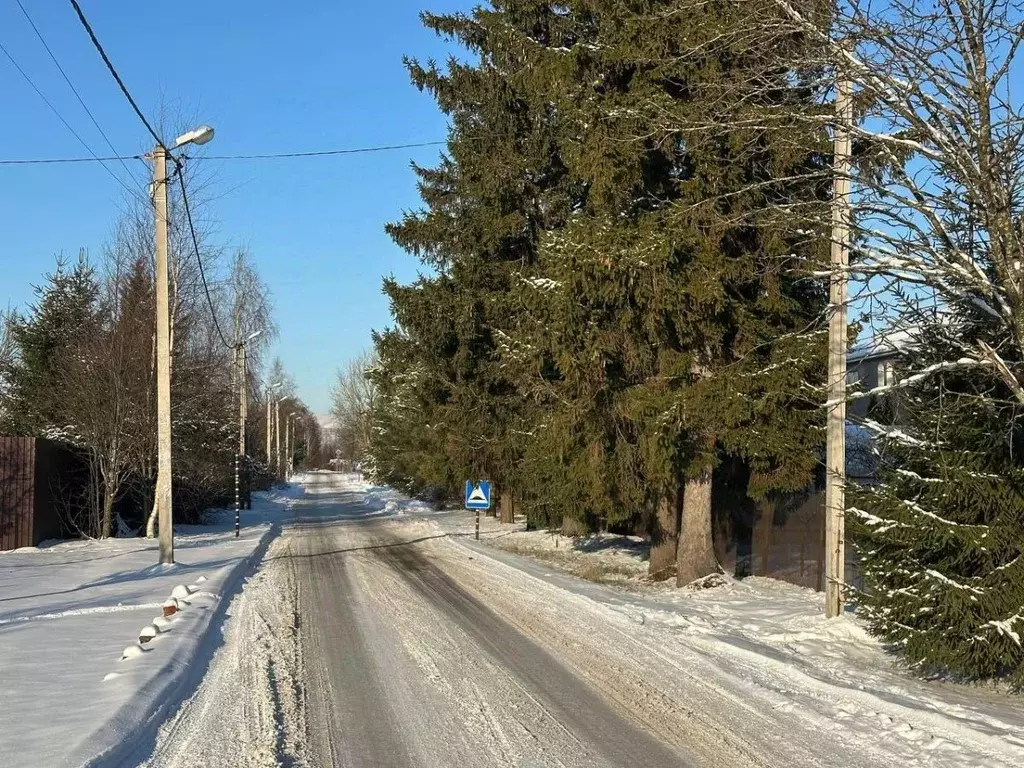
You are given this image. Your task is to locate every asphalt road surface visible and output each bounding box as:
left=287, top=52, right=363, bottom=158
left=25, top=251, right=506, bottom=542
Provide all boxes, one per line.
left=286, top=474, right=689, bottom=768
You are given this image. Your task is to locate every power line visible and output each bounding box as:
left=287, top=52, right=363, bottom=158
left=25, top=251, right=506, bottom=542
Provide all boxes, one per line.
left=174, top=160, right=233, bottom=350
left=192, top=140, right=449, bottom=160
left=0, top=36, right=148, bottom=204
left=0, top=140, right=449, bottom=166
left=68, top=0, right=164, bottom=149
left=0, top=153, right=142, bottom=165
left=15, top=0, right=141, bottom=186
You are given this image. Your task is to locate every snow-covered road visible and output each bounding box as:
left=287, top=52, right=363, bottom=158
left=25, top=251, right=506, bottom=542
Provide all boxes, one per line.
left=145, top=472, right=689, bottom=767
left=142, top=473, right=1024, bottom=768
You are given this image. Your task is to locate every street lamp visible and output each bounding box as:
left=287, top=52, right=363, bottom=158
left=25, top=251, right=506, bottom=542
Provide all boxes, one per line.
left=153, top=125, right=214, bottom=566
left=173, top=125, right=215, bottom=149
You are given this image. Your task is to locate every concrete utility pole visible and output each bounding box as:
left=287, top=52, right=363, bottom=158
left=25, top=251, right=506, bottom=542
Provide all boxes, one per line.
left=150, top=125, right=214, bottom=566
left=825, top=71, right=853, bottom=619
left=233, top=331, right=261, bottom=534
left=291, top=415, right=302, bottom=476
left=233, top=346, right=241, bottom=538
left=285, top=415, right=293, bottom=480
left=235, top=344, right=244, bottom=537
left=285, top=417, right=291, bottom=480
left=153, top=145, right=174, bottom=565
left=266, top=392, right=274, bottom=468
left=242, top=345, right=251, bottom=510
left=275, top=397, right=282, bottom=479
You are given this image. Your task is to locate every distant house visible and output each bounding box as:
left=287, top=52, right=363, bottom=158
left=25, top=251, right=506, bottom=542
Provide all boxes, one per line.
left=844, top=329, right=918, bottom=480
left=846, top=331, right=908, bottom=420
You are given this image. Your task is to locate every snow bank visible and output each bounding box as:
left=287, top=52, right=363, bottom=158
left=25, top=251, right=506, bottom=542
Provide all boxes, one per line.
left=0, top=488, right=296, bottom=768
left=487, top=528, right=651, bottom=584
left=362, top=485, right=435, bottom=517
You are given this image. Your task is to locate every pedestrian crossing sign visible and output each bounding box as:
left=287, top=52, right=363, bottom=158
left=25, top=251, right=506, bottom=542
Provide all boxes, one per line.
left=464, top=480, right=491, bottom=510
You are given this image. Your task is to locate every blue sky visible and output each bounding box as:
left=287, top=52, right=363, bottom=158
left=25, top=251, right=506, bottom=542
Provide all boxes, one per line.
left=0, top=0, right=469, bottom=414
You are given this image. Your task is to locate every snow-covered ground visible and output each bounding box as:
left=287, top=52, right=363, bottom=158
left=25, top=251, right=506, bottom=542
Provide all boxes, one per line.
left=32, top=473, right=1019, bottom=767
left=482, top=526, right=653, bottom=585
left=399, top=506, right=1024, bottom=766
left=303, top=482, right=1024, bottom=766
left=0, top=487, right=298, bottom=768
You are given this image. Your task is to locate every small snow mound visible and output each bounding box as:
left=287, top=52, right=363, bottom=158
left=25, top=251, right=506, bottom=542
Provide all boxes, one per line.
left=186, top=584, right=200, bottom=594
left=170, top=585, right=191, bottom=600
left=152, top=616, right=171, bottom=629
left=684, top=573, right=730, bottom=591
left=121, top=644, right=146, bottom=661
left=195, top=575, right=208, bottom=583
left=102, top=672, right=121, bottom=682
left=139, top=625, right=159, bottom=643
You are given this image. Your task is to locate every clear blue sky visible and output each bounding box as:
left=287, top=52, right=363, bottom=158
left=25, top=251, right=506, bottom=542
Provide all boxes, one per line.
left=0, top=0, right=469, bottom=415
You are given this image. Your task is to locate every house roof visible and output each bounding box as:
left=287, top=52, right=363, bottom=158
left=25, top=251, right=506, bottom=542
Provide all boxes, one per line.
left=848, top=328, right=916, bottom=363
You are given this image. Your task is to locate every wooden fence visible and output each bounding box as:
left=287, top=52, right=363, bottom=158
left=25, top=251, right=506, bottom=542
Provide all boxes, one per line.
left=712, top=465, right=861, bottom=591
left=0, top=437, right=81, bottom=550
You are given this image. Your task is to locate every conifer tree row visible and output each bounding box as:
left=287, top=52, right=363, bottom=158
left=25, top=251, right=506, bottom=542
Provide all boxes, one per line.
left=373, top=0, right=832, bottom=580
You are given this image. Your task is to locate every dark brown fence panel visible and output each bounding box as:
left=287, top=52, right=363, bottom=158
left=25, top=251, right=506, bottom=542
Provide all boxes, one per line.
left=710, top=459, right=861, bottom=592
left=0, top=437, right=37, bottom=550
left=752, top=491, right=827, bottom=590
left=33, top=439, right=79, bottom=543
left=0, top=437, right=84, bottom=550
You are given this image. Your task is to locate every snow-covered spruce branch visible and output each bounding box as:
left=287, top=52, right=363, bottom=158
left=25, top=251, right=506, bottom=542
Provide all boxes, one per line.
left=827, top=357, right=994, bottom=407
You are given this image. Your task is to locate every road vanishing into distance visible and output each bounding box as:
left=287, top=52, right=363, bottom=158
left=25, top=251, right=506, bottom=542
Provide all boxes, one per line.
left=145, top=472, right=703, bottom=768
left=143, top=472, right=1023, bottom=768
left=290, top=476, right=686, bottom=767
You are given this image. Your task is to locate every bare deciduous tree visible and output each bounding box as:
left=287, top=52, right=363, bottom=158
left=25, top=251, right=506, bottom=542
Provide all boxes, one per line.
left=330, top=351, right=378, bottom=464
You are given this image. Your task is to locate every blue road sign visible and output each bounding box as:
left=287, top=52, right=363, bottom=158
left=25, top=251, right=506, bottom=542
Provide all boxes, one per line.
left=465, top=480, right=492, bottom=510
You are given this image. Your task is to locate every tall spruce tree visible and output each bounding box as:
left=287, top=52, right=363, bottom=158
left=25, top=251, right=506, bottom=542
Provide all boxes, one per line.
left=0, top=254, right=101, bottom=439
left=368, top=277, right=463, bottom=496
left=382, top=3, right=585, bottom=513
left=507, top=0, right=831, bottom=579
left=377, top=1, right=829, bottom=569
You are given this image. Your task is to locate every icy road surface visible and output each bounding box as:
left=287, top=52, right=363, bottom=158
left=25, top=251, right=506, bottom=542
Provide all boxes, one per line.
left=145, top=473, right=691, bottom=767
left=144, top=472, right=1024, bottom=768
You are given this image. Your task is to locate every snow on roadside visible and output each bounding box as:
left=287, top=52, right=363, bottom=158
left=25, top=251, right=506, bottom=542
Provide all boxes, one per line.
left=0, top=487, right=298, bottom=768
left=140, top=535, right=308, bottom=768
left=362, top=484, right=436, bottom=517
left=386, top=501, right=1024, bottom=766
left=485, top=527, right=653, bottom=585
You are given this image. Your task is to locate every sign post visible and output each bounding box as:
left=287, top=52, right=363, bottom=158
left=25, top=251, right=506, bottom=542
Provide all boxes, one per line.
left=464, top=480, right=491, bottom=541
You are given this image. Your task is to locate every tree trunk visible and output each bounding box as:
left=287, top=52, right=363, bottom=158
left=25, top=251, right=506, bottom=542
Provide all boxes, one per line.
left=649, top=489, right=682, bottom=581
left=755, top=498, right=775, bottom=576
left=561, top=514, right=588, bottom=537
left=676, top=468, right=719, bottom=586
left=145, top=496, right=158, bottom=538
left=499, top=492, right=515, bottom=524
left=101, top=483, right=116, bottom=539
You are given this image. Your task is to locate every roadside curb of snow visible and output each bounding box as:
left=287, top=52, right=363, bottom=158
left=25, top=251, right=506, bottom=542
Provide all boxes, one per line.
left=65, top=519, right=285, bottom=768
